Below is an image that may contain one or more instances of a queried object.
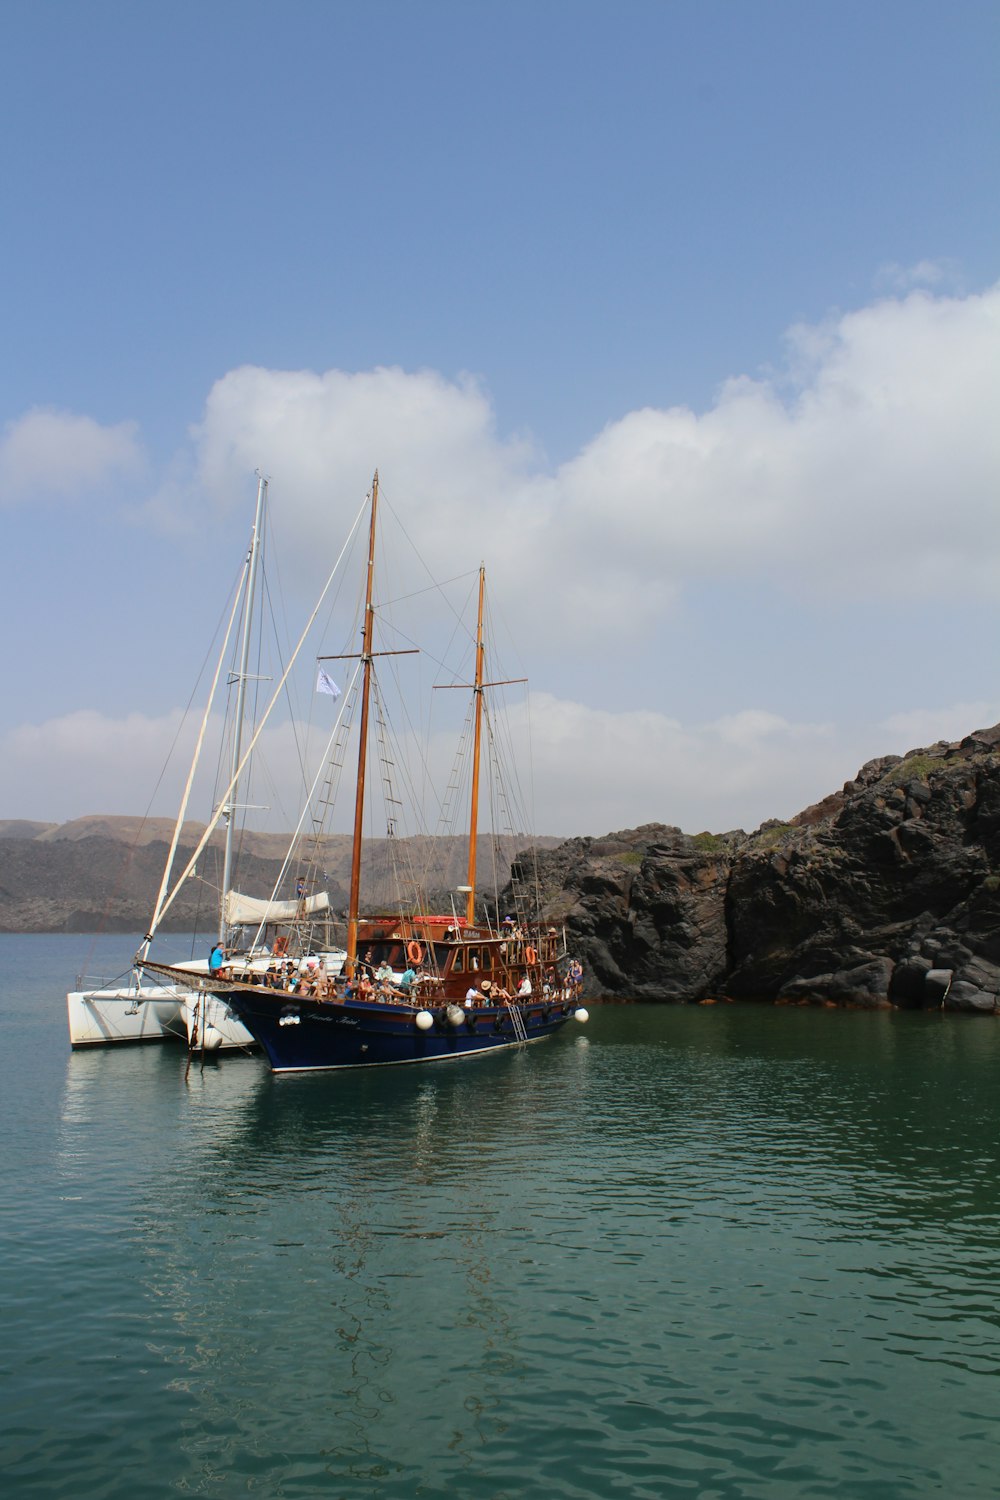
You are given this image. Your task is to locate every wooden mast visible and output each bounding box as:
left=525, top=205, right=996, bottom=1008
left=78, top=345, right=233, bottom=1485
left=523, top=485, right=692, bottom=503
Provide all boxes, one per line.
left=346, top=471, right=379, bottom=977
left=465, top=566, right=486, bottom=924
left=434, top=567, right=525, bottom=926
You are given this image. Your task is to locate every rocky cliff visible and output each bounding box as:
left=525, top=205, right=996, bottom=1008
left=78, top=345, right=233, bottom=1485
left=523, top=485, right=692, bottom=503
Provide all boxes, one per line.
left=538, top=726, right=1000, bottom=1013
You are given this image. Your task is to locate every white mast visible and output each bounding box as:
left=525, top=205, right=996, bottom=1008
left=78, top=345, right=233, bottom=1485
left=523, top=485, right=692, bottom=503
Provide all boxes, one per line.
left=220, top=472, right=267, bottom=941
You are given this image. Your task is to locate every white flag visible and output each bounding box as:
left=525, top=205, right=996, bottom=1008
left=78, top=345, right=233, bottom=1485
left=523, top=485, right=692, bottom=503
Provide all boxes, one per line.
left=316, top=667, right=342, bottom=699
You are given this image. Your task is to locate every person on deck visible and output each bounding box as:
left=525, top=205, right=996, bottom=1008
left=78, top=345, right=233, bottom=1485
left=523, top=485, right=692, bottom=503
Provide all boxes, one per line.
left=399, top=963, right=417, bottom=996
left=517, top=975, right=532, bottom=998
left=465, top=984, right=479, bottom=1008
left=209, top=942, right=226, bottom=977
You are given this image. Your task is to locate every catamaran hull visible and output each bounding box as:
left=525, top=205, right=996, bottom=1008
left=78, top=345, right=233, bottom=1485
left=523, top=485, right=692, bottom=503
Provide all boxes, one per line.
left=67, top=986, right=188, bottom=1047
left=216, top=990, right=578, bottom=1073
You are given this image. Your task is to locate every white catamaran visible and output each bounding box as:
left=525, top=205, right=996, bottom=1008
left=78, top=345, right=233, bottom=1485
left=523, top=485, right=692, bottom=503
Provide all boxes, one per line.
left=67, top=474, right=345, bottom=1051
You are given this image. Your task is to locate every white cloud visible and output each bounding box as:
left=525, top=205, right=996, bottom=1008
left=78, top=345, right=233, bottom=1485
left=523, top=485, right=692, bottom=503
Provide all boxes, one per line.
left=193, top=363, right=539, bottom=530
left=559, top=284, right=1000, bottom=602
left=156, top=282, right=1000, bottom=649
left=0, top=407, right=144, bottom=503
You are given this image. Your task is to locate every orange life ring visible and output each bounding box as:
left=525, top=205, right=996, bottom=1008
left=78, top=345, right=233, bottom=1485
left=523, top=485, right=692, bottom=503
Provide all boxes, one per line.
left=407, top=940, right=424, bottom=964
left=524, top=945, right=537, bottom=965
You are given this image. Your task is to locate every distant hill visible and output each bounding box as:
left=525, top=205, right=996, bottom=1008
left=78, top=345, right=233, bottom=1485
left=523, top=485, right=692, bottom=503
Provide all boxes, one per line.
left=0, top=820, right=58, bottom=840
left=0, top=817, right=562, bottom=933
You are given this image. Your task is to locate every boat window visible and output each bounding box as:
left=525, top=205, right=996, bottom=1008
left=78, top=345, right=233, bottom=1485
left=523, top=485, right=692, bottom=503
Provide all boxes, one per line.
left=453, top=949, right=464, bottom=973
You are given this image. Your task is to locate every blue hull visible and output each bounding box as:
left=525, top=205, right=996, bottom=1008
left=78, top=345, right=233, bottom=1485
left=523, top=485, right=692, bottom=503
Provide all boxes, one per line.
left=217, top=990, right=577, bottom=1073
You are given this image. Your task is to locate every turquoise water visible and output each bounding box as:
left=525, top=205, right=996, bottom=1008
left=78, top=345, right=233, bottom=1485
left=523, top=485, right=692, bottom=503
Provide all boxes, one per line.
left=4, top=934, right=1000, bottom=1498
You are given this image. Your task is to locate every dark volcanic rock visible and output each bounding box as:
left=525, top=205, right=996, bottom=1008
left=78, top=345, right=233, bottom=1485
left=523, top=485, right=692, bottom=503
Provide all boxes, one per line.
left=777, top=958, right=894, bottom=1008
left=524, top=726, right=1000, bottom=1011
left=528, top=823, right=739, bottom=1001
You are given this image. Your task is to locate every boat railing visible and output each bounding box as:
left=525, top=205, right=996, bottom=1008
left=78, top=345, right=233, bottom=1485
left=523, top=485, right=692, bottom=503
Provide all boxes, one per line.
left=74, top=971, right=142, bottom=993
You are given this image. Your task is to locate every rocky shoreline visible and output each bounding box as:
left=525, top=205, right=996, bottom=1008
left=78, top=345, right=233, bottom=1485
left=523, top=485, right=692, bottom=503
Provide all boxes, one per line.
left=534, top=725, right=1000, bottom=1015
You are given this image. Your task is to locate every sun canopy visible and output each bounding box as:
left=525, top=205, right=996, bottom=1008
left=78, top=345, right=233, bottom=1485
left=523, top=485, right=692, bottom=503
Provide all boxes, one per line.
left=224, top=890, right=331, bottom=926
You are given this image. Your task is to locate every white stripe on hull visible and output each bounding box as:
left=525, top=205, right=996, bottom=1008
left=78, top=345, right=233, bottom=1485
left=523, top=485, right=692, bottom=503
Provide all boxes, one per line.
left=269, top=1031, right=551, bottom=1073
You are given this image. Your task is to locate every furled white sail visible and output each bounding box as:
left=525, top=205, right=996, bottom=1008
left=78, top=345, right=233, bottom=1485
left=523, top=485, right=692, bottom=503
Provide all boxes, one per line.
left=224, top=891, right=331, bottom=925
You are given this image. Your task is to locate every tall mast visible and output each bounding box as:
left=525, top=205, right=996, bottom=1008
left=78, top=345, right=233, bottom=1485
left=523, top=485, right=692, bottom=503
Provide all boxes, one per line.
left=434, top=567, right=524, bottom=923
left=465, top=566, right=486, bottom=924
left=346, top=471, right=379, bottom=975
left=220, top=472, right=267, bottom=942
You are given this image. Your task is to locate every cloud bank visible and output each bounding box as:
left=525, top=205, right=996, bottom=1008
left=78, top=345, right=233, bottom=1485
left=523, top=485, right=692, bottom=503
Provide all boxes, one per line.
left=4, top=694, right=998, bottom=838
left=170, top=281, right=1000, bottom=640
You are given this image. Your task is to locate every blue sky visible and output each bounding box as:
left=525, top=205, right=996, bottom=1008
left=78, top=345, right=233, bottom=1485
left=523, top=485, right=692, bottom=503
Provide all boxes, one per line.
left=2, top=1, right=999, bottom=835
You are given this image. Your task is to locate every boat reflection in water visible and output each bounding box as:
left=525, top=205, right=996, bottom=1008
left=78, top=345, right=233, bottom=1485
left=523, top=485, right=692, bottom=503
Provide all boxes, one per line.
left=54, top=1020, right=597, bottom=1487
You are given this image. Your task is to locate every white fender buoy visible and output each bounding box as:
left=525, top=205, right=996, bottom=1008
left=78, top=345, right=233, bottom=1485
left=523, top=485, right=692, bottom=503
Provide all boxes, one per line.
left=574, top=1008, right=589, bottom=1023
left=415, top=1010, right=434, bottom=1031
left=202, top=1025, right=224, bottom=1052
left=445, top=1004, right=466, bottom=1028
